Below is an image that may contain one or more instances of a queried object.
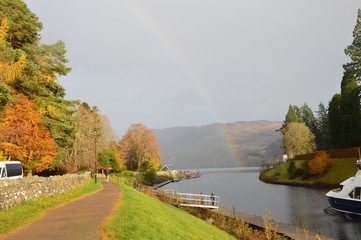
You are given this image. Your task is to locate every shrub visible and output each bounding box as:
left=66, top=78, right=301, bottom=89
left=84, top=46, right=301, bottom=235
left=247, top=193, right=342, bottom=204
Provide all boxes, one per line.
left=143, top=169, right=156, bottom=185
left=307, top=151, right=334, bottom=176
left=287, top=160, right=296, bottom=178
left=99, top=151, right=121, bottom=172
left=119, top=170, right=134, bottom=177
left=287, top=160, right=304, bottom=180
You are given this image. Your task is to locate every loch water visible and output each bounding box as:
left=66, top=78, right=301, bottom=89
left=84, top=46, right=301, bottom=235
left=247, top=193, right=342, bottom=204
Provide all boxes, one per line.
left=161, top=167, right=361, bottom=240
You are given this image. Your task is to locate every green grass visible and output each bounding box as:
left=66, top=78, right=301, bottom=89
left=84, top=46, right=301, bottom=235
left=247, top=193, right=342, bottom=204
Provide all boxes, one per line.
left=264, top=161, right=292, bottom=181
left=262, top=158, right=358, bottom=187
left=0, top=179, right=102, bottom=236
left=313, top=158, right=358, bottom=185
left=104, top=179, right=236, bottom=240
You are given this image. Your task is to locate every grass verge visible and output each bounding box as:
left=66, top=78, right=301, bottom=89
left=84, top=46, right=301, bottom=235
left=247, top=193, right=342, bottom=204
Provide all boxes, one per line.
left=104, top=178, right=236, bottom=240
left=0, top=179, right=102, bottom=236
left=261, top=158, right=358, bottom=188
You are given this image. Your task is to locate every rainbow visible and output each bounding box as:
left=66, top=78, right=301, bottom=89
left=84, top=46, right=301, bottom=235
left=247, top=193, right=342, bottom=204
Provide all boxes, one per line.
left=129, top=2, right=241, bottom=165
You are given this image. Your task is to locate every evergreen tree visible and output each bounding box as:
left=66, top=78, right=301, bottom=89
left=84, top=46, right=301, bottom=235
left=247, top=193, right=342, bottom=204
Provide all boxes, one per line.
left=285, top=105, right=301, bottom=123
left=315, top=103, right=331, bottom=150
left=344, top=9, right=361, bottom=81
left=0, top=0, right=76, bottom=149
left=327, top=9, right=361, bottom=149
left=328, top=94, right=343, bottom=148
left=300, top=103, right=317, bottom=133
left=340, top=70, right=361, bottom=147
left=0, top=0, right=42, bottom=49
left=279, top=105, right=301, bottom=134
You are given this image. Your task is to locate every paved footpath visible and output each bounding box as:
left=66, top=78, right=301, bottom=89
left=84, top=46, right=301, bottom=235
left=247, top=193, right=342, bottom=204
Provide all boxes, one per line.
left=1, top=180, right=121, bottom=240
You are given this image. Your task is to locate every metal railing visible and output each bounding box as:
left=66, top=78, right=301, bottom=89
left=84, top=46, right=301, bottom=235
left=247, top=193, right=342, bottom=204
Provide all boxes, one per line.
left=163, top=190, right=220, bottom=209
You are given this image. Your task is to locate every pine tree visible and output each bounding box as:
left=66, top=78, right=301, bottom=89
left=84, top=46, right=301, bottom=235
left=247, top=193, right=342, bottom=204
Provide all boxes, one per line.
left=300, top=103, right=317, bottom=134
left=0, top=0, right=76, bottom=149
left=344, top=9, right=361, bottom=81
left=285, top=105, right=301, bottom=123
left=315, top=103, right=331, bottom=150
left=0, top=0, right=42, bottom=49
left=328, top=94, right=343, bottom=148
left=340, top=70, right=361, bottom=147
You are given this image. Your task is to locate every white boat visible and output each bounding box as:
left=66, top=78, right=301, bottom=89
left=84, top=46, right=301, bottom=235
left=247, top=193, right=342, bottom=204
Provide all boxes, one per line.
left=326, top=160, right=361, bottom=215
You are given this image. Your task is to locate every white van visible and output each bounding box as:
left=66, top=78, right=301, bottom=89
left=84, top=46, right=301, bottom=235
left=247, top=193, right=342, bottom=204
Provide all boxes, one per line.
left=0, top=161, right=23, bottom=180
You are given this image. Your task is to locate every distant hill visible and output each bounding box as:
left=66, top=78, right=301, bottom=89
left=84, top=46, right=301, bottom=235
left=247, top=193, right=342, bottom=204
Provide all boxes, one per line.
left=153, top=121, right=283, bottom=169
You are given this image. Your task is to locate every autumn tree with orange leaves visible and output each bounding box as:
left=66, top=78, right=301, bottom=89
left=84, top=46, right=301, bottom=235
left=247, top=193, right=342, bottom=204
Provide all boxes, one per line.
left=0, top=1, right=121, bottom=175
left=307, top=151, right=334, bottom=176
left=0, top=95, right=57, bottom=174
left=119, top=124, right=161, bottom=171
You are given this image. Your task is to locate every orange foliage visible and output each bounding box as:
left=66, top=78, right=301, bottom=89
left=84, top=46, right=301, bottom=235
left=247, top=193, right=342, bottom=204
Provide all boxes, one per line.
left=119, top=123, right=161, bottom=171
left=307, top=151, right=334, bottom=176
left=0, top=95, right=57, bottom=173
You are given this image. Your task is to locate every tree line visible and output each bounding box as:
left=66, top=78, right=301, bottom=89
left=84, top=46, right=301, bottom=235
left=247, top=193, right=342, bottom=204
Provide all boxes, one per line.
left=0, top=0, right=161, bottom=175
left=282, top=9, right=361, bottom=159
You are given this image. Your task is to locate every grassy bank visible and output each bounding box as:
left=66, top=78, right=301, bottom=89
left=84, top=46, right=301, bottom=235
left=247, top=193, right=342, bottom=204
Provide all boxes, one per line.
left=260, top=157, right=358, bottom=188
left=104, top=178, right=236, bottom=240
left=0, top=179, right=102, bottom=236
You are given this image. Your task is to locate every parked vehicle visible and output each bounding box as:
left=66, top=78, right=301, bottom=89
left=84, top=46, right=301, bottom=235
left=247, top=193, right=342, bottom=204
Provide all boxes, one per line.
left=0, top=161, right=23, bottom=180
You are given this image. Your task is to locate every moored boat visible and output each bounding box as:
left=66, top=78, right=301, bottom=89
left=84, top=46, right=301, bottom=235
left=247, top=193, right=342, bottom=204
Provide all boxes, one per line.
left=326, top=160, right=361, bottom=215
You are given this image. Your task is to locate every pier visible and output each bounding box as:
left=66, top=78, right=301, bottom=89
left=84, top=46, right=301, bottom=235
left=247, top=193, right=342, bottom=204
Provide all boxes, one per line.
left=163, top=190, right=220, bottom=209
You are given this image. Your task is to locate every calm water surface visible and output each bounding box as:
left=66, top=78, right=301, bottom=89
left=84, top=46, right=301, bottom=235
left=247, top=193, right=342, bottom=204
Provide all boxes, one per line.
left=162, top=167, right=361, bottom=240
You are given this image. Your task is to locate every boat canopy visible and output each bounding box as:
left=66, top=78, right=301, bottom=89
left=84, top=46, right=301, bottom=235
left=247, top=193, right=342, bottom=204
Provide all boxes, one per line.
left=340, top=171, right=361, bottom=186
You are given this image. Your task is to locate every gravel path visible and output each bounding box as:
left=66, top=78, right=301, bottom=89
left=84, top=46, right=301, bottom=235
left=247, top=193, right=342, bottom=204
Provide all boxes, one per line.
left=1, top=180, right=121, bottom=240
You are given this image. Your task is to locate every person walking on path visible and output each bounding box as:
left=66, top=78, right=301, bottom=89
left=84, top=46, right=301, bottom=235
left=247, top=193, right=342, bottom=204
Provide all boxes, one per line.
left=104, top=169, right=110, bottom=182
left=0, top=180, right=121, bottom=240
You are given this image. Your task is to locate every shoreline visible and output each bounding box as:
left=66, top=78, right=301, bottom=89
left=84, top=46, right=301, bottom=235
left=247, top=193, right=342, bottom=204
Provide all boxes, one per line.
left=216, top=207, right=332, bottom=240
left=139, top=181, right=331, bottom=240
left=258, top=172, right=339, bottom=189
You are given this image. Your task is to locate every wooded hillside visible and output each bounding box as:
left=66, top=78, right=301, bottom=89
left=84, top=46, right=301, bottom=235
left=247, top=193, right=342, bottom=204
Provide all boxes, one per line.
left=153, top=121, right=283, bottom=169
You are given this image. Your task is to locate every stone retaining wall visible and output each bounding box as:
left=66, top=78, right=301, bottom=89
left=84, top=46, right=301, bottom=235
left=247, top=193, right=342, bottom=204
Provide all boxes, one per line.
left=0, top=172, right=91, bottom=210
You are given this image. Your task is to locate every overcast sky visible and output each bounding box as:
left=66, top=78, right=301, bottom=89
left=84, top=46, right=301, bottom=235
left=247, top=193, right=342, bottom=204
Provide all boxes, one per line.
left=24, top=0, right=360, bottom=136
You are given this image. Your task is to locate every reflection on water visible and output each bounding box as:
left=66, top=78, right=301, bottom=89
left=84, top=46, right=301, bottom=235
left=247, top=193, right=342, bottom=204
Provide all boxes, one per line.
left=162, top=167, right=361, bottom=240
